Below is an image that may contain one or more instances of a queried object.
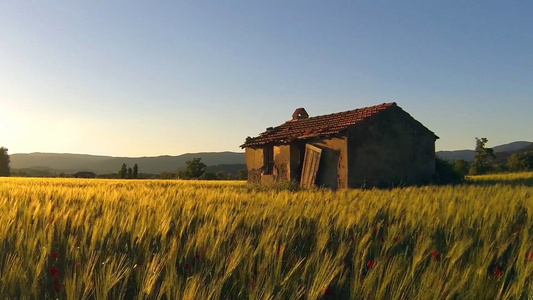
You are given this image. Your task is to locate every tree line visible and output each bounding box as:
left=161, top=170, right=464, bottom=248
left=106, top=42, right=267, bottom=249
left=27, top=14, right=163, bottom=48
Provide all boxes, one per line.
left=0, top=148, right=247, bottom=179
left=159, top=158, right=248, bottom=180
left=3, top=139, right=532, bottom=181
left=0, top=147, right=10, bottom=177
left=447, top=138, right=533, bottom=176
left=118, top=163, right=139, bottom=179
left=115, top=158, right=247, bottom=180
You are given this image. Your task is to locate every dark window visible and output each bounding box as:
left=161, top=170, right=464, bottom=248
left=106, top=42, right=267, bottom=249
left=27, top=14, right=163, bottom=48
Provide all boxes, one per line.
left=263, top=145, right=274, bottom=174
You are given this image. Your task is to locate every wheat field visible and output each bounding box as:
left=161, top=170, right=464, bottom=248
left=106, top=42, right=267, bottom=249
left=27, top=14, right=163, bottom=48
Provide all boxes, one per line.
left=1, top=173, right=533, bottom=299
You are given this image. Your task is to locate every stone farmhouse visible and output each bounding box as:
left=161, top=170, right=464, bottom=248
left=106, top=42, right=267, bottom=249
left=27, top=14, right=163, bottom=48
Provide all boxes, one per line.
left=241, top=102, right=438, bottom=189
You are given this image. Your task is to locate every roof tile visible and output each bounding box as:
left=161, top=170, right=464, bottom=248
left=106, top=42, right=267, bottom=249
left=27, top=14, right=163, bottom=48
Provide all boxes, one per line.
left=242, top=102, right=397, bottom=147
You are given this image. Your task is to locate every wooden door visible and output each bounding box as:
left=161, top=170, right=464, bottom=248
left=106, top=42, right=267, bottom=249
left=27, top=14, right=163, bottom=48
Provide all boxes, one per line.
left=300, top=144, right=322, bottom=188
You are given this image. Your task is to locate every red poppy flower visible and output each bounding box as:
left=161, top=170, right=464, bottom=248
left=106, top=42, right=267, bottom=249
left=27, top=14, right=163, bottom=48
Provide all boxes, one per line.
left=51, top=252, right=59, bottom=261
left=528, top=252, right=533, bottom=261
left=184, top=263, right=192, bottom=270
left=493, top=266, right=503, bottom=277
left=195, top=253, right=201, bottom=260
left=324, top=286, right=334, bottom=295
left=49, top=267, right=60, bottom=277
left=75, top=262, right=81, bottom=268
left=366, top=260, right=374, bottom=269
left=380, top=237, right=386, bottom=242
left=431, top=251, right=441, bottom=259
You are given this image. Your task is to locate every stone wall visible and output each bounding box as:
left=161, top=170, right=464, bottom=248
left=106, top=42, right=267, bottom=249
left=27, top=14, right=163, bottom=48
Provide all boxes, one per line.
left=245, top=138, right=348, bottom=188
left=347, top=106, right=436, bottom=188
left=245, top=147, right=264, bottom=184
left=273, top=145, right=291, bottom=181
left=245, top=144, right=294, bottom=184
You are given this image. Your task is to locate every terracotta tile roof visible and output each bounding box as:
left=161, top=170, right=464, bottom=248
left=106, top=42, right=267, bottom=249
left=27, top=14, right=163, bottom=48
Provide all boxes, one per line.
left=242, top=102, right=397, bottom=147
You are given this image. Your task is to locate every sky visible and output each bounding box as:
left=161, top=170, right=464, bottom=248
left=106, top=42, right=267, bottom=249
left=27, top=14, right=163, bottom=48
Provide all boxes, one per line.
left=1, top=1, right=532, bottom=157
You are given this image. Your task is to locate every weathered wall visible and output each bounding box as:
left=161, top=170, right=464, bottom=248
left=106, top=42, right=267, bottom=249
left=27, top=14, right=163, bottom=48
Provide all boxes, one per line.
left=273, top=145, right=291, bottom=181
left=245, top=145, right=293, bottom=184
left=347, top=106, right=436, bottom=188
left=245, top=147, right=263, bottom=184
left=308, top=137, right=348, bottom=189
left=245, top=138, right=348, bottom=188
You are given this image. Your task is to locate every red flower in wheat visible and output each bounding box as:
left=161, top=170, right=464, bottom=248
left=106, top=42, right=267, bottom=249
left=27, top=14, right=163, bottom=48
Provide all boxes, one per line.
left=50, top=252, right=59, bottom=261
left=324, top=286, right=334, bottom=295
left=431, top=251, right=441, bottom=260
left=49, top=267, right=60, bottom=277
left=366, top=260, right=374, bottom=269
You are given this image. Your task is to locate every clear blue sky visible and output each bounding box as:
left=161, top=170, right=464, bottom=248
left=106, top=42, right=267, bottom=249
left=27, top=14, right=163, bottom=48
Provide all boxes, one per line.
left=1, top=1, right=531, bottom=157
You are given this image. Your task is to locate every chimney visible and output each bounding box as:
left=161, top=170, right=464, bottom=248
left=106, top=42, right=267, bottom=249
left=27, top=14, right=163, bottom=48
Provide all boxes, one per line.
left=292, top=108, right=309, bottom=120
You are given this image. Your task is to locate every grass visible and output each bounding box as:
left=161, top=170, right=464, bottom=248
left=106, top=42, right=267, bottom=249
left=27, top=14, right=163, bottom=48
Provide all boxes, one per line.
left=1, top=173, right=533, bottom=299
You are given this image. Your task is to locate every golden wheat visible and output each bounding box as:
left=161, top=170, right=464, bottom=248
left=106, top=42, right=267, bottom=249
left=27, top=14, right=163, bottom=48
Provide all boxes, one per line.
left=0, top=173, right=532, bottom=299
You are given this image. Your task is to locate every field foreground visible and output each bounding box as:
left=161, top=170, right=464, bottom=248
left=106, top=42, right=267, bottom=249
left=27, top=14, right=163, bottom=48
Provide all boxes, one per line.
left=1, top=174, right=533, bottom=299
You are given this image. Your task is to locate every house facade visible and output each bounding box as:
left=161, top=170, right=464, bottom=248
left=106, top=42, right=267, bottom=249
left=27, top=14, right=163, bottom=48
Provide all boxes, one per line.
left=241, top=102, right=438, bottom=189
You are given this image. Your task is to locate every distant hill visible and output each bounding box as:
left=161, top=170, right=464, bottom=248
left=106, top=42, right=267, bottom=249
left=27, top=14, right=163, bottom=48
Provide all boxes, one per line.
left=437, top=141, right=532, bottom=162
left=11, top=141, right=532, bottom=175
left=492, top=141, right=532, bottom=153
left=436, top=150, right=475, bottom=162
left=10, top=152, right=246, bottom=175
left=523, top=143, right=533, bottom=152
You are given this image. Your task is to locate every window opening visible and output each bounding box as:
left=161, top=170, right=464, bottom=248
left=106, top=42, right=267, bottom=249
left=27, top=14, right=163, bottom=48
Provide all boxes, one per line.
left=263, top=145, right=274, bottom=174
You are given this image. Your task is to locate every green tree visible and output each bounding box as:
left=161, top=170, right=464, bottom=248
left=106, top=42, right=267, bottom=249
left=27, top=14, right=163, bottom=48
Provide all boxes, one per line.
left=453, top=159, right=470, bottom=177
left=133, top=163, right=138, bottom=179
left=159, top=172, right=176, bottom=179
left=127, top=167, right=133, bottom=179
left=238, top=169, right=248, bottom=180
left=119, top=163, right=127, bottom=179
left=524, top=152, right=533, bottom=169
left=184, top=158, right=207, bottom=179
left=216, top=171, right=228, bottom=180
left=434, top=157, right=463, bottom=184
left=201, top=172, right=217, bottom=180
left=0, top=147, right=10, bottom=177
left=469, top=137, right=495, bottom=175
left=523, top=152, right=533, bottom=171
left=509, top=152, right=533, bottom=172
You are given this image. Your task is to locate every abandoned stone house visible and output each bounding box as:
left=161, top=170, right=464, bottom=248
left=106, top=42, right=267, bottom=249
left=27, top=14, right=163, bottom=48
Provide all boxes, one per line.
left=241, top=102, right=438, bottom=189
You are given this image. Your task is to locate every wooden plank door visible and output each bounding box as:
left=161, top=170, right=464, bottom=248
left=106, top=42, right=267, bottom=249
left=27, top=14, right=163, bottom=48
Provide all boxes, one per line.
left=300, top=144, right=322, bottom=188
